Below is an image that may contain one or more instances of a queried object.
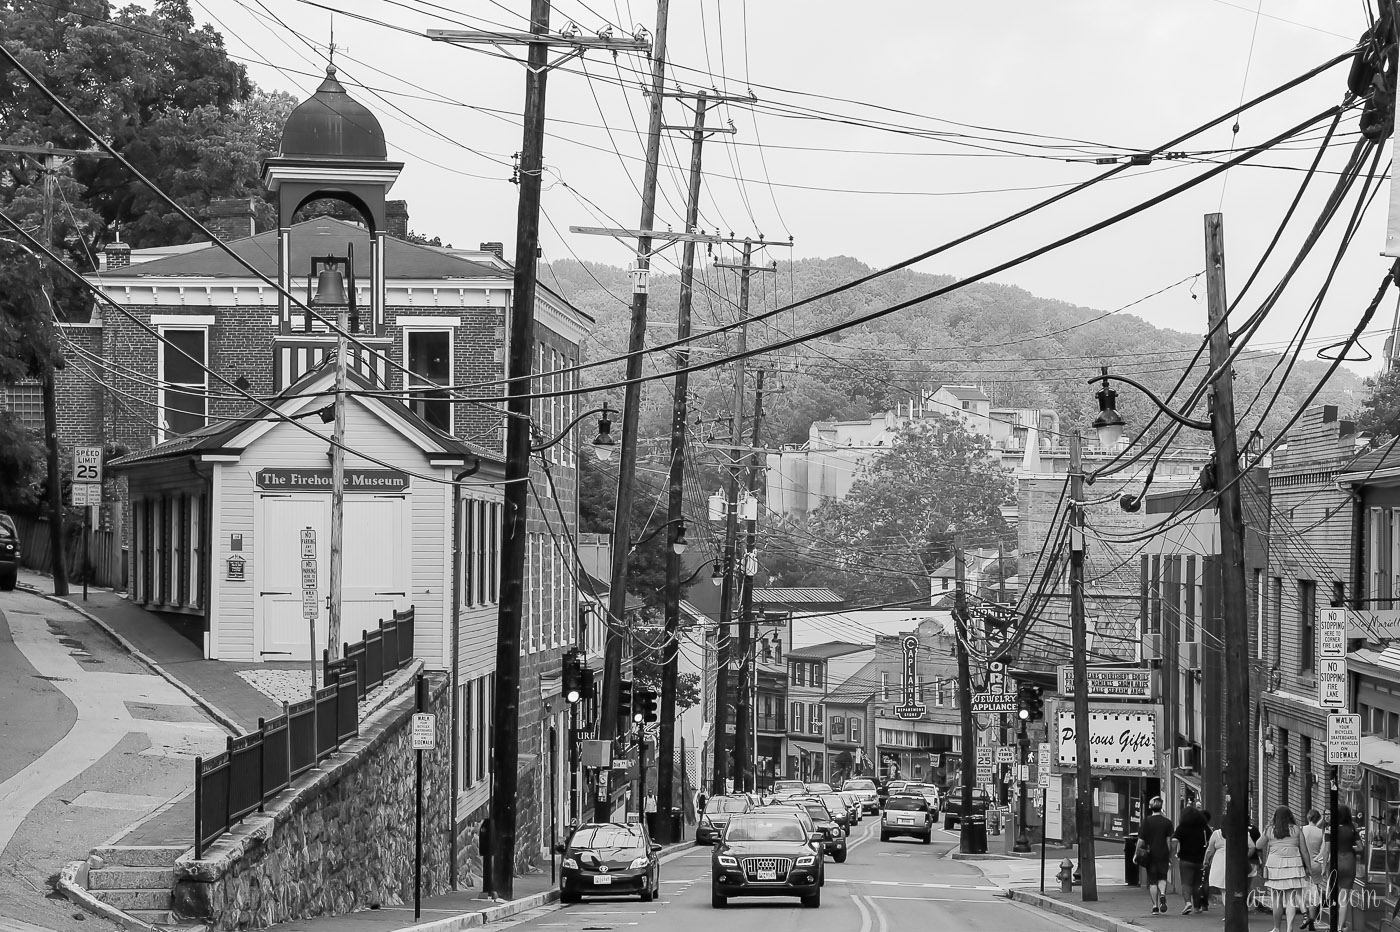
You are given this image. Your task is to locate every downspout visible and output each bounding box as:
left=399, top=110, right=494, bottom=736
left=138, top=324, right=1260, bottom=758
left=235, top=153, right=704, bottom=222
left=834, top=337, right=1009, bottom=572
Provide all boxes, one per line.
left=450, top=458, right=480, bottom=890
left=1350, top=485, right=1365, bottom=607
left=188, top=459, right=213, bottom=653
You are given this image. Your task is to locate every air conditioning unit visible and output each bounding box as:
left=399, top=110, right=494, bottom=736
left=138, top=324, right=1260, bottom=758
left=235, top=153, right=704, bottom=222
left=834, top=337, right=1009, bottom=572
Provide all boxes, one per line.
left=1182, top=641, right=1203, bottom=671
left=1177, top=747, right=1197, bottom=771
left=1142, top=633, right=1163, bottom=662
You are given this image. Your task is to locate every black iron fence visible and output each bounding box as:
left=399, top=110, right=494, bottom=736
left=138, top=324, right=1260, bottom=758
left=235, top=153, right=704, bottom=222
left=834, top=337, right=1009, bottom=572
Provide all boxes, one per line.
left=193, top=607, right=416, bottom=857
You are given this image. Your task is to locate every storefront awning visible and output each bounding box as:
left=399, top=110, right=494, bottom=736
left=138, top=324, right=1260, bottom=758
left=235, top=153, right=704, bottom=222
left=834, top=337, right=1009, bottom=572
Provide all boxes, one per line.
left=789, top=739, right=823, bottom=756
left=1361, top=735, right=1400, bottom=778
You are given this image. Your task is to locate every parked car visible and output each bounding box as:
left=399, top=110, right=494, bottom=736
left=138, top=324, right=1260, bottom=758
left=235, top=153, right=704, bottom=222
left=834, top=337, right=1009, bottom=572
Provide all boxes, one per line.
left=697, top=794, right=753, bottom=845
left=841, top=778, right=880, bottom=815
left=804, top=782, right=834, bottom=794
left=942, top=787, right=990, bottom=831
left=0, top=513, right=19, bottom=591
left=880, top=795, right=934, bottom=843
left=770, top=779, right=806, bottom=798
left=711, top=813, right=823, bottom=908
left=784, top=798, right=848, bottom=863
left=558, top=822, right=662, bottom=902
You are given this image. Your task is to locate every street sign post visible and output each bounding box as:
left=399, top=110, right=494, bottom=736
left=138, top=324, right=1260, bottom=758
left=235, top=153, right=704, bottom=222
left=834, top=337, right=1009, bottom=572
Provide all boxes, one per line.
left=411, top=713, right=437, bottom=750
left=1037, top=742, right=1051, bottom=788
left=976, top=747, right=995, bottom=783
left=1327, top=713, right=1361, bottom=765
left=72, top=446, right=103, bottom=484
left=996, top=746, right=1016, bottom=764
left=301, top=527, right=318, bottom=695
left=1318, top=657, right=1347, bottom=709
left=1318, top=609, right=1348, bottom=658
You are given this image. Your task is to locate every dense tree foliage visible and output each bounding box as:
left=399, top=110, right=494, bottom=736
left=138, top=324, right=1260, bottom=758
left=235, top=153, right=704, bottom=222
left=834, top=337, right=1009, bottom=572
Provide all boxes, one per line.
left=1357, top=367, right=1400, bottom=441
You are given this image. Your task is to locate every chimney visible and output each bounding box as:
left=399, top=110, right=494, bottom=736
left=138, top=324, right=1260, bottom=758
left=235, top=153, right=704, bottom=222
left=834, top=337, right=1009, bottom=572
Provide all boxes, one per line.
left=207, top=197, right=256, bottom=242
left=480, top=241, right=504, bottom=260
left=104, top=239, right=131, bottom=270
left=387, top=200, right=410, bottom=241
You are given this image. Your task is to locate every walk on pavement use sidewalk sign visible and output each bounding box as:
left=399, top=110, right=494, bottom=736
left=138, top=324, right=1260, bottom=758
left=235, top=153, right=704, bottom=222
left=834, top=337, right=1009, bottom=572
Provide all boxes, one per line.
left=1327, top=713, right=1361, bottom=765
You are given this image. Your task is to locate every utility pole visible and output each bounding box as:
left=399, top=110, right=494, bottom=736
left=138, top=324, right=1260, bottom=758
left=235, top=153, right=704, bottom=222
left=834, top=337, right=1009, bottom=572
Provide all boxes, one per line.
left=709, top=242, right=749, bottom=797
left=599, top=0, right=669, bottom=758
left=954, top=541, right=984, bottom=853
left=428, top=13, right=648, bottom=896
left=1204, top=213, right=1251, bottom=932
left=39, top=147, right=68, bottom=596
left=734, top=368, right=766, bottom=792
left=657, top=90, right=707, bottom=841
left=489, top=0, right=549, bottom=900
left=1068, top=431, right=1097, bottom=900
left=327, top=265, right=350, bottom=661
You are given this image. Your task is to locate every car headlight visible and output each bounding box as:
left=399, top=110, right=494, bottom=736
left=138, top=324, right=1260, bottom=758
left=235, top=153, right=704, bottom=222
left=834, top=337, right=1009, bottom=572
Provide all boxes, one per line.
left=717, top=855, right=738, bottom=867
left=629, top=857, right=649, bottom=870
left=795, top=855, right=816, bottom=866
left=562, top=857, right=578, bottom=869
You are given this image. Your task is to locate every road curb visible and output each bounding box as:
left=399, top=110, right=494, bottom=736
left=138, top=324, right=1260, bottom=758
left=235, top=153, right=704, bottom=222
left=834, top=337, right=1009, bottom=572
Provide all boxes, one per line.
left=18, top=581, right=242, bottom=735
left=1005, top=889, right=1154, bottom=932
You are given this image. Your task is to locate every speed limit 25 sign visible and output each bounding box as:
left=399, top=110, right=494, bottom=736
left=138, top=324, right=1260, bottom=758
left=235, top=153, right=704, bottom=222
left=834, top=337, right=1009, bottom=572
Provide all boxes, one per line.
left=73, top=446, right=103, bottom=484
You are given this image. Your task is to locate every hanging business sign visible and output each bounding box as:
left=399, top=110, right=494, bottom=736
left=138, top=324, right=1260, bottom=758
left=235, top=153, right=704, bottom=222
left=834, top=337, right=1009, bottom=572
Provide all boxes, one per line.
left=256, top=468, right=410, bottom=492
left=1056, top=709, right=1158, bottom=772
left=895, top=634, right=927, bottom=720
left=1058, top=665, right=1153, bottom=699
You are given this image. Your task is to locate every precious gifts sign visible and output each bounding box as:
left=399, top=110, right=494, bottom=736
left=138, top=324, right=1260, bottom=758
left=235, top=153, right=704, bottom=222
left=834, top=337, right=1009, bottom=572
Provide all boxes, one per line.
left=1056, top=709, right=1159, bottom=773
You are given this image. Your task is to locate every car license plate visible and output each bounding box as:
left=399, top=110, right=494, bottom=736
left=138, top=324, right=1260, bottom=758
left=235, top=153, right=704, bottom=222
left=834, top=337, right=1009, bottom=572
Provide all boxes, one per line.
left=898, top=817, right=913, bottom=824
left=593, top=875, right=612, bottom=885
left=756, top=870, right=776, bottom=881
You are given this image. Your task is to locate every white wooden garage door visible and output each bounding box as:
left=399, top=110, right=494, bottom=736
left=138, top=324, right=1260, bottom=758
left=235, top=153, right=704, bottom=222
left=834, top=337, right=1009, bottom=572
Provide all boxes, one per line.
left=257, top=493, right=408, bottom=661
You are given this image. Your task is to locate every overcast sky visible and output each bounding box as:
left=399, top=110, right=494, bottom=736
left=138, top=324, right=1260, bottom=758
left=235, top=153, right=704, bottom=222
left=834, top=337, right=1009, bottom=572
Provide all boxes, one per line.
left=198, top=1, right=1391, bottom=377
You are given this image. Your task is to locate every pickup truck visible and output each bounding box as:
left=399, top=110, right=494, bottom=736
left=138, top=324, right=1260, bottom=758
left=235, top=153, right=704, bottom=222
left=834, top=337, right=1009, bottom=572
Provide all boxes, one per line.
left=942, top=787, right=989, bottom=831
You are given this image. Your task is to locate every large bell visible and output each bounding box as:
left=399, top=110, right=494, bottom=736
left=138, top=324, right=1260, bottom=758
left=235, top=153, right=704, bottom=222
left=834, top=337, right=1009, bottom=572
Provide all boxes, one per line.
left=311, top=269, right=347, bottom=305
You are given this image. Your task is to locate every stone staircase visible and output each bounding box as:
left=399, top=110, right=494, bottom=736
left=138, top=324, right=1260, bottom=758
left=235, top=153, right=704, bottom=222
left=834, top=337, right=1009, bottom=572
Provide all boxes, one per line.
left=86, top=845, right=186, bottom=925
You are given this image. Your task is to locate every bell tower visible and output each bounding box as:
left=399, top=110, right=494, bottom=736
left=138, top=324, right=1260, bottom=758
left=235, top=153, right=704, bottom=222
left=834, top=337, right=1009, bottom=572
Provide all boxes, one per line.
left=261, top=65, right=403, bottom=360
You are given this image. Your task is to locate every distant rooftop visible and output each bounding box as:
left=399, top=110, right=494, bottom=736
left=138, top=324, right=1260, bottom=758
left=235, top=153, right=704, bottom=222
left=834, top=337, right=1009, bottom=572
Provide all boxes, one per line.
left=787, top=641, right=870, bottom=660
left=752, top=587, right=845, bottom=605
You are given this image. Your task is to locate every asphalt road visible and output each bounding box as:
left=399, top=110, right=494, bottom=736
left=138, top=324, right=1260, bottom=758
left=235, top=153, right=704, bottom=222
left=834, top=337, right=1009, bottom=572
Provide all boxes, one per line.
left=0, top=589, right=225, bottom=932
left=493, top=816, right=1095, bottom=932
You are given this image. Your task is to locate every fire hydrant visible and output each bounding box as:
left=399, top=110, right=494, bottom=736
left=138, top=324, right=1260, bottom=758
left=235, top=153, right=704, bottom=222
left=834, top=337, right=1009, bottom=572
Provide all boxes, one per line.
left=1057, top=858, right=1075, bottom=893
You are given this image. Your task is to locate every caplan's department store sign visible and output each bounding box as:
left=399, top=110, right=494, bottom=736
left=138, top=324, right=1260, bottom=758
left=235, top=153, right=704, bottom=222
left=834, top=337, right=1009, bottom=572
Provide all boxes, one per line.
left=1056, top=709, right=1158, bottom=773
left=255, top=468, right=410, bottom=492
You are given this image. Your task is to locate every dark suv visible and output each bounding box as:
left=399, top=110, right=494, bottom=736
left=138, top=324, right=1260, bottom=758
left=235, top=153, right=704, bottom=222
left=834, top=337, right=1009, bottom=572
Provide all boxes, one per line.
left=0, top=513, right=19, bottom=591
left=880, top=794, right=934, bottom=843
left=711, top=813, right=822, bottom=908
left=557, top=822, right=661, bottom=902
left=697, top=794, right=753, bottom=845
left=943, top=787, right=989, bottom=831
left=784, top=798, right=847, bottom=863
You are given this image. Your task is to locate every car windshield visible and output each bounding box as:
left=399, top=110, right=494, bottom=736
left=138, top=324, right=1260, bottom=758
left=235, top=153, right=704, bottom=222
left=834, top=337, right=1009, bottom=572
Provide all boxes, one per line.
left=708, top=797, right=749, bottom=814
left=806, top=783, right=832, bottom=792
left=820, top=795, right=847, bottom=810
left=800, top=802, right=830, bottom=821
left=842, top=779, right=876, bottom=791
left=569, top=827, right=642, bottom=851
left=910, top=784, right=937, bottom=794
left=885, top=796, right=929, bottom=811
left=725, top=818, right=807, bottom=842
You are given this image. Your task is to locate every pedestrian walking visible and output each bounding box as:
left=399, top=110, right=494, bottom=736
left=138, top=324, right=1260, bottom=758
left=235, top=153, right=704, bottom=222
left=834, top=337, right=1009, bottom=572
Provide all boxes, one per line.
left=1257, top=805, right=1314, bottom=932
left=1300, top=809, right=1326, bottom=931
left=1332, top=805, right=1364, bottom=932
left=1138, top=796, right=1175, bottom=915
left=1173, top=804, right=1211, bottom=915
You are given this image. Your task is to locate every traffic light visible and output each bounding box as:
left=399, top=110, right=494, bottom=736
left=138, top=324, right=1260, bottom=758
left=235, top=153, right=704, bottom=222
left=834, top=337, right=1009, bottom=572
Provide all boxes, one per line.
left=1016, top=682, right=1033, bottom=721
left=1027, top=684, right=1044, bottom=721
left=638, top=687, right=659, bottom=724
left=619, top=679, right=634, bottom=725
left=562, top=649, right=584, bottom=703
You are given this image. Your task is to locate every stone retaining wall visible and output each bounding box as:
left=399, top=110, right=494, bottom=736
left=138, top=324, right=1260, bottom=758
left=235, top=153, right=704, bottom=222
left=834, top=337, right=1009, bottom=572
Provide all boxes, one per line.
left=172, top=673, right=452, bottom=930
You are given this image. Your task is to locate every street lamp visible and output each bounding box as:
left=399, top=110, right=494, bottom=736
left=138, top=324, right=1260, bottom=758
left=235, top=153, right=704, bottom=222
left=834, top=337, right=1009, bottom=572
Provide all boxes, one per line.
left=672, top=522, right=688, bottom=555
left=1090, top=369, right=1125, bottom=447
left=530, top=402, right=618, bottom=460
left=710, top=561, right=723, bottom=587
